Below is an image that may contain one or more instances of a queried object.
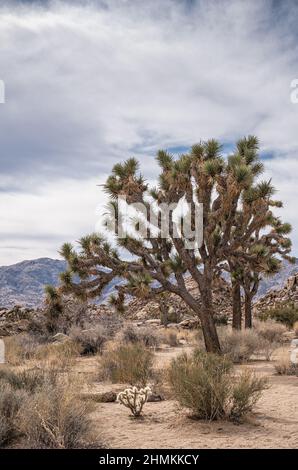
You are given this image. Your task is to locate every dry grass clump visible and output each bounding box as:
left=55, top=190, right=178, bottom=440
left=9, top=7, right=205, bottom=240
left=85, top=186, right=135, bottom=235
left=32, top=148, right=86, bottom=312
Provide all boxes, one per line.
left=218, top=325, right=283, bottom=362
left=161, top=328, right=179, bottom=347
left=69, top=323, right=108, bottom=355
left=3, top=333, right=44, bottom=365
left=0, top=381, right=26, bottom=447
left=18, top=382, right=99, bottom=449
left=168, top=351, right=268, bottom=421
left=4, top=333, right=80, bottom=368
left=219, top=328, right=261, bottom=362
left=0, top=367, right=47, bottom=393
left=274, top=349, right=298, bottom=376
left=100, top=342, right=154, bottom=386
left=118, top=324, right=160, bottom=348
left=33, top=341, right=81, bottom=370
left=254, top=320, right=287, bottom=343
left=0, top=365, right=102, bottom=449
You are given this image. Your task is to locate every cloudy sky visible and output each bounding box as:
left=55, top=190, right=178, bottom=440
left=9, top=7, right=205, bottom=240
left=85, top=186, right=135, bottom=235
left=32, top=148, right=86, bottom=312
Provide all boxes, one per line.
left=0, top=0, right=298, bottom=265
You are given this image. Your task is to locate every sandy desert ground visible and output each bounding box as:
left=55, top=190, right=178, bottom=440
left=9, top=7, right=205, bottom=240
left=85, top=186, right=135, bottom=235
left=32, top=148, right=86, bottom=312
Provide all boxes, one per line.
left=75, top=346, right=298, bottom=449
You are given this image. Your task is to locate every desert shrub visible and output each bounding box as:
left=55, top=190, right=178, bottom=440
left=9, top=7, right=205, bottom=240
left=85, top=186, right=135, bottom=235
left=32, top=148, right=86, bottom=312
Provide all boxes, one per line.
left=219, top=328, right=261, bottom=362
left=257, top=338, right=278, bottom=361
left=0, top=368, right=46, bottom=393
left=161, top=328, right=179, bottom=347
left=18, top=382, right=100, bottom=448
left=254, top=319, right=287, bottom=343
left=4, top=334, right=45, bottom=365
left=0, top=382, right=26, bottom=447
left=168, top=351, right=232, bottom=420
left=69, top=323, right=107, bottom=355
left=168, top=351, right=268, bottom=421
left=33, top=340, right=81, bottom=370
left=294, top=321, right=298, bottom=338
left=259, top=303, right=298, bottom=328
left=0, top=365, right=102, bottom=449
left=274, top=350, right=298, bottom=376
left=97, top=312, right=123, bottom=337
left=215, top=314, right=229, bottom=326
left=119, top=324, right=160, bottom=348
left=100, top=342, right=154, bottom=386
left=230, top=369, right=268, bottom=420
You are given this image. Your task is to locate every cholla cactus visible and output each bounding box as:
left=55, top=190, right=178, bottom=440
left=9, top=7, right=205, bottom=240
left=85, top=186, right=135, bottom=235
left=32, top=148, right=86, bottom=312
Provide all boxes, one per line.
left=117, top=386, right=151, bottom=417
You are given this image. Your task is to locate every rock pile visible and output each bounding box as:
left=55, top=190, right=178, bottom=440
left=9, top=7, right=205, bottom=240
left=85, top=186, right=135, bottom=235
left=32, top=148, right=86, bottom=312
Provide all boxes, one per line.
left=253, top=274, right=298, bottom=315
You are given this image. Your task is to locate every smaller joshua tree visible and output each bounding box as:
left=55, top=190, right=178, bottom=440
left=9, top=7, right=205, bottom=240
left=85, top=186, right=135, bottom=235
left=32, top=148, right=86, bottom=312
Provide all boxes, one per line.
left=117, top=386, right=151, bottom=417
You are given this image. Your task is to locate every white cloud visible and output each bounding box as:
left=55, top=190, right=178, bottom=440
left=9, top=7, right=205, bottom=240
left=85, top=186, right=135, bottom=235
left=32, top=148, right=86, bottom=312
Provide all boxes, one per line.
left=0, top=0, right=298, bottom=262
left=0, top=176, right=108, bottom=264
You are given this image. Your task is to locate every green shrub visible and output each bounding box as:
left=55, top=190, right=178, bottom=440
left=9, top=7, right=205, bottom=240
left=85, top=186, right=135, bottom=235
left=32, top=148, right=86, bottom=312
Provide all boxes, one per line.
left=100, top=342, right=154, bottom=386
left=230, top=369, right=268, bottom=419
left=259, top=303, right=298, bottom=328
left=168, top=351, right=268, bottom=421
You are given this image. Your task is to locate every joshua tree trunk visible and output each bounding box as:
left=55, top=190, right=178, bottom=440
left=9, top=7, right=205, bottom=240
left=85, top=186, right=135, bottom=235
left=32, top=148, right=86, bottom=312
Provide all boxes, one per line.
left=244, top=293, right=253, bottom=328
left=181, top=285, right=221, bottom=354
left=232, top=280, right=242, bottom=330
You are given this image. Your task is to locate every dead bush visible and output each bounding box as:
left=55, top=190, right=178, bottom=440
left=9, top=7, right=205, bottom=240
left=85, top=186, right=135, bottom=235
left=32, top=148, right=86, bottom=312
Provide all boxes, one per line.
left=33, top=340, right=81, bottom=370
left=69, top=323, right=107, bottom=355
left=219, top=328, right=262, bottom=362
left=18, top=381, right=100, bottom=448
left=97, top=311, right=124, bottom=337
left=0, top=367, right=47, bottom=393
left=4, top=333, right=44, bottom=365
left=161, top=328, right=179, bottom=347
left=100, top=342, right=154, bottom=386
left=254, top=320, right=287, bottom=344
left=119, top=324, right=160, bottom=348
left=168, top=351, right=268, bottom=421
left=0, top=381, right=26, bottom=447
left=0, top=364, right=102, bottom=449
left=274, top=350, right=298, bottom=376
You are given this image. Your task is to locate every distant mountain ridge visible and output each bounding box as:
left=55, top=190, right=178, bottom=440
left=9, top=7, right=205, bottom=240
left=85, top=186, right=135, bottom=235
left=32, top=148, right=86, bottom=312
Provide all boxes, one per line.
left=0, top=257, right=297, bottom=308
left=0, top=258, right=66, bottom=308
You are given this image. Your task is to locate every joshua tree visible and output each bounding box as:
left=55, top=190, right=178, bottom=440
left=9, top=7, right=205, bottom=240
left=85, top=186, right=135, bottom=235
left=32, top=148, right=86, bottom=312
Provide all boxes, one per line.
left=222, top=179, right=293, bottom=329
left=57, top=136, right=291, bottom=351
left=59, top=139, right=257, bottom=353
left=239, top=215, right=293, bottom=328
left=218, top=138, right=293, bottom=329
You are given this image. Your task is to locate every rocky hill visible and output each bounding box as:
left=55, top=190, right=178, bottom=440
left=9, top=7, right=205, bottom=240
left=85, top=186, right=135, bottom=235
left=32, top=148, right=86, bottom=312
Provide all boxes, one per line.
left=0, top=258, right=66, bottom=308
left=254, top=273, right=298, bottom=315
left=256, top=259, right=298, bottom=298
